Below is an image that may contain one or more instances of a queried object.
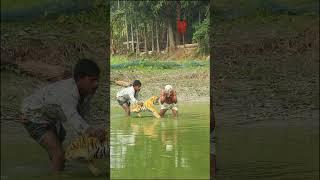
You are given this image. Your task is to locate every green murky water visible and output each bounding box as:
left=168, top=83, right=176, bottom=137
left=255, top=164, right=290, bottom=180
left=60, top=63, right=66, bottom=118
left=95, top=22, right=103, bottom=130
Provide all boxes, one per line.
left=0, top=122, right=107, bottom=179
left=215, top=112, right=319, bottom=180
left=110, top=103, right=210, bottom=179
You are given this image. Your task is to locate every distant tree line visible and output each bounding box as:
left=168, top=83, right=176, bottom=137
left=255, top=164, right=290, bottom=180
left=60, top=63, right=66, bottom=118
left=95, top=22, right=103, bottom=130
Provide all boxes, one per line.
left=111, top=0, right=209, bottom=55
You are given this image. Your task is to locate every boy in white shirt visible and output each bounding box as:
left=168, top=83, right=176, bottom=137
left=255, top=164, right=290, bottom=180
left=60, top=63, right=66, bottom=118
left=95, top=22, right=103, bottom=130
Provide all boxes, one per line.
left=116, top=80, right=142, bottom=116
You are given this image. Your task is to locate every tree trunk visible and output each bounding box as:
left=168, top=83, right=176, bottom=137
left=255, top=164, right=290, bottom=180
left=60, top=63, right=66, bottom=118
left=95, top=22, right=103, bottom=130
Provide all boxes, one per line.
left=123, top=0, right=128, bottom=52
left=176, top=30, right=180, bottom=47
left=199, top=9, right=201, bottom=24
left=166, top=26, right=169, bottom=53
left=117, top=0, right=120, bottom=9
left=161, top=23, right=167, bottom=50
left=151, top=21, right=155, bottom=52
left=182, top=33, right=185, bottom=47
left=176, top=1, right=181, bottom=46
left=144, top=24, right=147, bottom=53
left=125, top=18, right=129, bottom=51
left=168, top=19, right=175, bottom=52
left=131, top=23, right=134, bottom=52
left=156, top=20, right=160, bottom=53
left=136, top=24, right=140, bottom=54
left=111, top=30, right=113, bottom=55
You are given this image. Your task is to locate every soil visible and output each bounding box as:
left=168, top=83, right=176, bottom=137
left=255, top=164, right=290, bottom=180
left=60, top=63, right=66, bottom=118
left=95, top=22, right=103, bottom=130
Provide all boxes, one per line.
left=110, top=68, right=210, bottom=106
left=0, top=18, right=110, bottom=125
left=166, top=47, right=199, bottom=60
left=1, top=17, right=109, bottom=81
left=211, top=17, right=319, bottom=128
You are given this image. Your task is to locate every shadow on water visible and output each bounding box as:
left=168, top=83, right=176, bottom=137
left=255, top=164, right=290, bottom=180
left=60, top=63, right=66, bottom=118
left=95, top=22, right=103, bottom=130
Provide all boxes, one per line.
left=110, top=103, right=210, bottom=179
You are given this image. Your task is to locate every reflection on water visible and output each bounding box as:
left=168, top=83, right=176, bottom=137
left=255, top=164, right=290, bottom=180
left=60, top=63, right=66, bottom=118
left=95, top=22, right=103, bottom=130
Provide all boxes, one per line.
left=111, top=104, right=210, bottom=179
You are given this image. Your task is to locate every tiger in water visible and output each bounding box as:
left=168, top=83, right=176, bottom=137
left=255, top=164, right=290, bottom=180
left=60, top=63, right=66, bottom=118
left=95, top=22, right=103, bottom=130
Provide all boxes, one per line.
left=65, top=130, right=109, bottom=176
left=130, top=96, right=161, bottom=118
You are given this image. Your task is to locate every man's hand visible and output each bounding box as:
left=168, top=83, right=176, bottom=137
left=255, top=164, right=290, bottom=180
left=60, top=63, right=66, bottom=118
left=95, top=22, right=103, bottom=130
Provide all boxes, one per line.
left=86, top=127, right=106, bottom=143
left=172, top=90, right=177, bottom=103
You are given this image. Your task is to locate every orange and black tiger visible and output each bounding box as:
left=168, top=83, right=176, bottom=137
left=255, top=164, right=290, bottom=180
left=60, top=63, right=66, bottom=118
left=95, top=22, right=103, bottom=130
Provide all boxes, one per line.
left=65, top=130, right=109, bottom=176
left=130, top=96, right=161, bottom=118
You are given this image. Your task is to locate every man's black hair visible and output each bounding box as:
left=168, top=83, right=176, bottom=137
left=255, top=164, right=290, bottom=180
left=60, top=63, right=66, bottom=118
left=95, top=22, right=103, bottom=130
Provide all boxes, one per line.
left=73, top=59, right=100, bottom=82
left=132, top=80, right=141, bottom=87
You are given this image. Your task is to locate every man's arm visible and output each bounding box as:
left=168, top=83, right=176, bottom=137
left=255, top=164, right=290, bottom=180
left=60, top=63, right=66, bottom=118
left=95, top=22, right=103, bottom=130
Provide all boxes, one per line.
left=134, top=91, right=143, bottom=105
left=129, top=88, right=138, bottom=104
left=60, top=94, right=105, bottom=142
left=172, top=90, right=177, bottom=103
left=60, top=95, right=90, bottom=135
left=160, top=90, right=166, bottom=104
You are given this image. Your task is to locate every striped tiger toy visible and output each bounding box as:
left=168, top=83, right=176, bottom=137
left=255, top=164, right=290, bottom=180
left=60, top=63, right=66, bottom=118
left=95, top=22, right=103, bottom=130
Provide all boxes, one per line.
left=130, top=96, right=161, bottom=118
left=65, top=130, right=109, bottom=176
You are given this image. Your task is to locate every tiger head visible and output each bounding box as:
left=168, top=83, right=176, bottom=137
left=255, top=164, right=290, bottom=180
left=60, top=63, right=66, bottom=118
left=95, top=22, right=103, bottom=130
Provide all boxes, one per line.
left=130, top=103, right=144, bottom=113
left=148, top=96, right=160, bottom=105
left=65, top=131, right=109, bottom=161
left=65, top=135, right=98, bottom=161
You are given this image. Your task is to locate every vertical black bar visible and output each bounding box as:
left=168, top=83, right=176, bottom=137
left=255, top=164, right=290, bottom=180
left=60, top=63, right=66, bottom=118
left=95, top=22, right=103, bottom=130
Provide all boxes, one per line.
left=106, top=1, right=111, bottom=179
left=210, top=0, right=216, bottom=179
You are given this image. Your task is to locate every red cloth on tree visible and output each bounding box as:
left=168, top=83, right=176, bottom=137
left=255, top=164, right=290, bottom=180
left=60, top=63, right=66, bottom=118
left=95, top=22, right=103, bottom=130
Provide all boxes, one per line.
left=177, top=19, right=187, bottom=33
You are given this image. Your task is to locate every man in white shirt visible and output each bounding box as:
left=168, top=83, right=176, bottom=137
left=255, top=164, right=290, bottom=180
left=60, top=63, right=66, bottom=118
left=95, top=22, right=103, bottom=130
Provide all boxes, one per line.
left=116, top=80, right=142, bottom=116
left=20, top=59, right=105, bottom=173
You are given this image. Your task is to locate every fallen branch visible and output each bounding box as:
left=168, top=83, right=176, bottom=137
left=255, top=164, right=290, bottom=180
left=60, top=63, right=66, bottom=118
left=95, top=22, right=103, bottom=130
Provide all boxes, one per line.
left=112, top=80, right=131, bottom=87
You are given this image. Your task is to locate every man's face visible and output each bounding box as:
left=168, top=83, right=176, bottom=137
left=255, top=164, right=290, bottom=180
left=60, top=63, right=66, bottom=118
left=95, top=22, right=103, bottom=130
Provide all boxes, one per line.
left=133, top=85, right=141, bottom=92
left=166, top=90, right=172, bottom=97
left=78, top=76, right=99, bottom=96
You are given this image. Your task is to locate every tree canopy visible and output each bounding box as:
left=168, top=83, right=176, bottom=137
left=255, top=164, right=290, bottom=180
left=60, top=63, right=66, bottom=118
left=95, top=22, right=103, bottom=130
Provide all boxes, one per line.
left=111, top=0, right=209, bottom=56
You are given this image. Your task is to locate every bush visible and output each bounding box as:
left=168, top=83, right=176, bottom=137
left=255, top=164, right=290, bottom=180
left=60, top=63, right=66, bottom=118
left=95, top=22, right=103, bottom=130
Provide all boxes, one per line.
left=192, top=17, right=209, bottom=55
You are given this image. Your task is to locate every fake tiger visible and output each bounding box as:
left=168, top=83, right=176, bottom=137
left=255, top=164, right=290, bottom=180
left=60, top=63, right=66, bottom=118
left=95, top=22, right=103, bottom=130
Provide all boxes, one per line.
left=130, top=96, right=161, bottom=118
left=65, top=130, right=109, bottom=176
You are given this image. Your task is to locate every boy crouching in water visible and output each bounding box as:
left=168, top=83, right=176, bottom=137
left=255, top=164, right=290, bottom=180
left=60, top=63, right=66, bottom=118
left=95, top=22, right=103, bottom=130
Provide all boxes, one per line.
left=116, top=80, right=143, bottom=116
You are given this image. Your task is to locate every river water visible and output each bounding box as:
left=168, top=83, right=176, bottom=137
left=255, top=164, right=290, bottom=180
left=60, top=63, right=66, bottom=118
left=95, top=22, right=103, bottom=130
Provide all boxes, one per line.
left=1, top=121, right=108, bottom=179
left=110, top=103, right=210, bottom=179
left=215, top=109, right=319, bottom=180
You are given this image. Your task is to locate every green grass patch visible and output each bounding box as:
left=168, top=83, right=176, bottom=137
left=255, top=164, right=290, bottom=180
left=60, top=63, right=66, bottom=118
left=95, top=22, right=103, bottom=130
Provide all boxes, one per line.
left=111, top=57, right=209, bottom=70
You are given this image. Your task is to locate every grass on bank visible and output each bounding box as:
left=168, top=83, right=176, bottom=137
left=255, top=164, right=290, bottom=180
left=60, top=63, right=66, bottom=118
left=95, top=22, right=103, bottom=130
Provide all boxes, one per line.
left=111, top=55, right=209, bottom=69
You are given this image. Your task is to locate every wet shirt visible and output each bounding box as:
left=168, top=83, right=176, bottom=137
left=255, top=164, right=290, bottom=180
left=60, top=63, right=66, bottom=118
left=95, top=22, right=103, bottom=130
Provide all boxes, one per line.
left=21, top=78, right=91, bottom=135
left=116, top=86, right=139, bottom=104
